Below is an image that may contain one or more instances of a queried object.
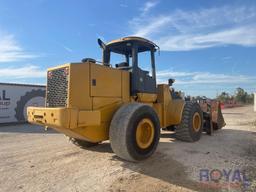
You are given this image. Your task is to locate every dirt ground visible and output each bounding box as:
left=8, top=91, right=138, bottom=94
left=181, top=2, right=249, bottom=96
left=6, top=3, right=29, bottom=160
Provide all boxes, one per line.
left=0, top=105, right=255, bottom=192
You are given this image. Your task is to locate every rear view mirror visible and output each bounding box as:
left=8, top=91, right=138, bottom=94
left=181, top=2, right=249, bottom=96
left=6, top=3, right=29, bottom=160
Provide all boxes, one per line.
left=168, top=78, right=175, bottom=86
left=97, top=38, right=106, bottom=50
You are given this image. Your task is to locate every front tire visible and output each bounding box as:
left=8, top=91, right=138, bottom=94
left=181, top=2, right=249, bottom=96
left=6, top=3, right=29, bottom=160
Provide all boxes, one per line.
left=110, top=103, right=160, bottom=162
left=176, top=101, right=203, bottom=142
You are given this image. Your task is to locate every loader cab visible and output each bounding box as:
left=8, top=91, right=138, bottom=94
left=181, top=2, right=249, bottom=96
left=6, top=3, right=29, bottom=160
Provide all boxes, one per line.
left=98, top=37, right=158, bottom=95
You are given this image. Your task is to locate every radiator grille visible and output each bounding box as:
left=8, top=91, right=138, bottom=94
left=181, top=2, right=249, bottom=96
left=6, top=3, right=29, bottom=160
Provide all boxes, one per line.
left=46, top=67, right=69, bottom=107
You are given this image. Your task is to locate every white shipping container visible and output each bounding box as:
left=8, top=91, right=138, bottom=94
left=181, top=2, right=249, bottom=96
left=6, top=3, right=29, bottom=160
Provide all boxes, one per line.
left=0, top=83, right=46, bottom=124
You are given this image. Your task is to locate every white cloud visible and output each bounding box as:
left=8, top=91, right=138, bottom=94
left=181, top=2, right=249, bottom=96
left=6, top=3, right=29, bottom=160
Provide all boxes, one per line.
left=131, top=16, right=171, bottom=37
left=156, top=70, right=256, bottom=85
left=130, top=5, right=256, bottom=51
left=62, top=45, right=73, bottom=52
left=0, top=65, right=45, bottom=79
left=157, top=25, right=256, bottom=51
left=141, top=1, right=158, bottom=14
left=0, top=32, right=38, bottom=62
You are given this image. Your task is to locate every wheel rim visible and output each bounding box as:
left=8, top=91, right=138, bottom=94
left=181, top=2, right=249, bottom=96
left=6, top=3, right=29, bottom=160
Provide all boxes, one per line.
left=192, top=112, right=201, bottom=132
left=136, top=118, right=155, bottom=149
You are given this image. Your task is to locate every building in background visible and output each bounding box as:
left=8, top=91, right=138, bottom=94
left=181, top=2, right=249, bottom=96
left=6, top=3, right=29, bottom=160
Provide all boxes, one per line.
left=0, top=83, right=46, bottom=124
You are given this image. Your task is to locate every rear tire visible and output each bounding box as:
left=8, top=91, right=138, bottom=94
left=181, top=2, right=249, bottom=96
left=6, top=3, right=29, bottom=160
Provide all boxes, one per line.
left=110, top=103, right=160, bottom=162
left=176, top=101, right=203, bottom=142
left=69, top=137, right=98, bottom=148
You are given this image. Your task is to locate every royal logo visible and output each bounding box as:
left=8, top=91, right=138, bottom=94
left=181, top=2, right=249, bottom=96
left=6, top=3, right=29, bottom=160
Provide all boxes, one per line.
left=0, top=90, right=11, bottom=106
left=199, top=169, right=251, bottom=189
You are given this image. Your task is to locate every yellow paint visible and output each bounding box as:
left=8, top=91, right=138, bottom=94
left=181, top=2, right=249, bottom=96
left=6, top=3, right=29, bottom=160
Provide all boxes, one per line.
left=90, top=64, right=122, bottom=97
left=27, top=62, right=128, bottom=142
left=153, top=103, right=163, bottom=127
left=73, top=123, right=109, bottom=142
left=154, top=84, right=185, bottom=127
left=68, top=63, right=92, bottom=109
left=121, top=71, right=130, bottom=102
left=48, top=63, right=70, bottom=71
left=28, top=60, right=186, bottom=143
left=136, top=118, right=154, bottom=149
left=192, top=112, right=201, bottom=132
left=166, top=99, right=185, bottom=125
left=78, top=111, right=101, bottom=127
left=27, top=107, right=73, bottom=129
left=92, top=97, right=122, bottom=110
left=137, top=93, right=157, bottom=103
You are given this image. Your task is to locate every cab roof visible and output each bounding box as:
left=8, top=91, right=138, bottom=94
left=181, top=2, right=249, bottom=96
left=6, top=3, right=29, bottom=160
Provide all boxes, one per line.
left=106, top=36, right=159, bottom=55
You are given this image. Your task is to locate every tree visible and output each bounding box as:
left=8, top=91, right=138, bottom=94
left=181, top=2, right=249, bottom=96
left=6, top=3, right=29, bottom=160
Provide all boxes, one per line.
left=216, top=92, right=230, bottom=103
left=234, top=87, right=254, bottom=104
left=216, top=88, right=254, bottom=104
left=246, top=93, right=254, bottom=104
left=235, top=87, right=247, bottom=103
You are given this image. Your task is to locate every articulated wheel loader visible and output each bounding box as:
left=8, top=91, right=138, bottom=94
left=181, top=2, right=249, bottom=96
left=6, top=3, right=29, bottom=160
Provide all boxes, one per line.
left=27, top=36, right=225, bottom=162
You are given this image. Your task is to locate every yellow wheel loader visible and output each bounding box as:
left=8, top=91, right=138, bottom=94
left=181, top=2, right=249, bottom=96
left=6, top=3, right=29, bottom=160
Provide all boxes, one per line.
left=27, top=36, right=225, bottom=162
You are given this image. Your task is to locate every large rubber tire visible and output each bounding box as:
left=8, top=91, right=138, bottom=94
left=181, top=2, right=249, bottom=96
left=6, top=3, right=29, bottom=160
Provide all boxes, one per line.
left=176, top=101, right=203, bottom=142
left=15, top=89, right=45, bottom=121
left=69, top=137, right=98, bottom=148
left=110, top=103, right=160, bottom=162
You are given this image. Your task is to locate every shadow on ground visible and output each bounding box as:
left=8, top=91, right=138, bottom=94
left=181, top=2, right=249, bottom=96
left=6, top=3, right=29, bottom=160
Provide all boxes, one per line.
left=0, top=124, right=58, bottom=134
left=82, top=142, right=114, bottom=153
left=222, top=112, right=244, bottom=115
left=107, top=129, right=255, bottom=192
left=110, top=152, right=205, bottom=191
left=1, top=124, right=255, bottom=191
left=160, top=132, right=176, bottom=138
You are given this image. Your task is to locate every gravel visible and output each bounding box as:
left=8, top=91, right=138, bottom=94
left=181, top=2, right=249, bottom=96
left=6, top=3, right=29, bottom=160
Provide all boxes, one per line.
left=0, top=105, right=255, bottom=192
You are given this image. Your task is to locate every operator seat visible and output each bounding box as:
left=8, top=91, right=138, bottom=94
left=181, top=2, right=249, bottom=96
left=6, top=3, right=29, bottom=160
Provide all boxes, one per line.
left=115, top=62, right=132, bottom=71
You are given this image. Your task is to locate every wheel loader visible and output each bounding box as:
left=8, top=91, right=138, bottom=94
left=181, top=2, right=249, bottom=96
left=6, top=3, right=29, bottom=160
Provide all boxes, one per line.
left=27, top=36, right=225, bottom=162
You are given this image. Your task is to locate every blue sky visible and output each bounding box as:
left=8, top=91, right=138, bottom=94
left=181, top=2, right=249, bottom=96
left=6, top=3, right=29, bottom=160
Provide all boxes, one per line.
left=0, top=0, right=255, bottom=97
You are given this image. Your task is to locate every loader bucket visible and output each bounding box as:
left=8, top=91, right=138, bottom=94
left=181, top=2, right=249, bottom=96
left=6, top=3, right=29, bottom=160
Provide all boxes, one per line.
left=211, top=101, right=226, bottom=130
left=198, top=99, right=226, bottom=133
